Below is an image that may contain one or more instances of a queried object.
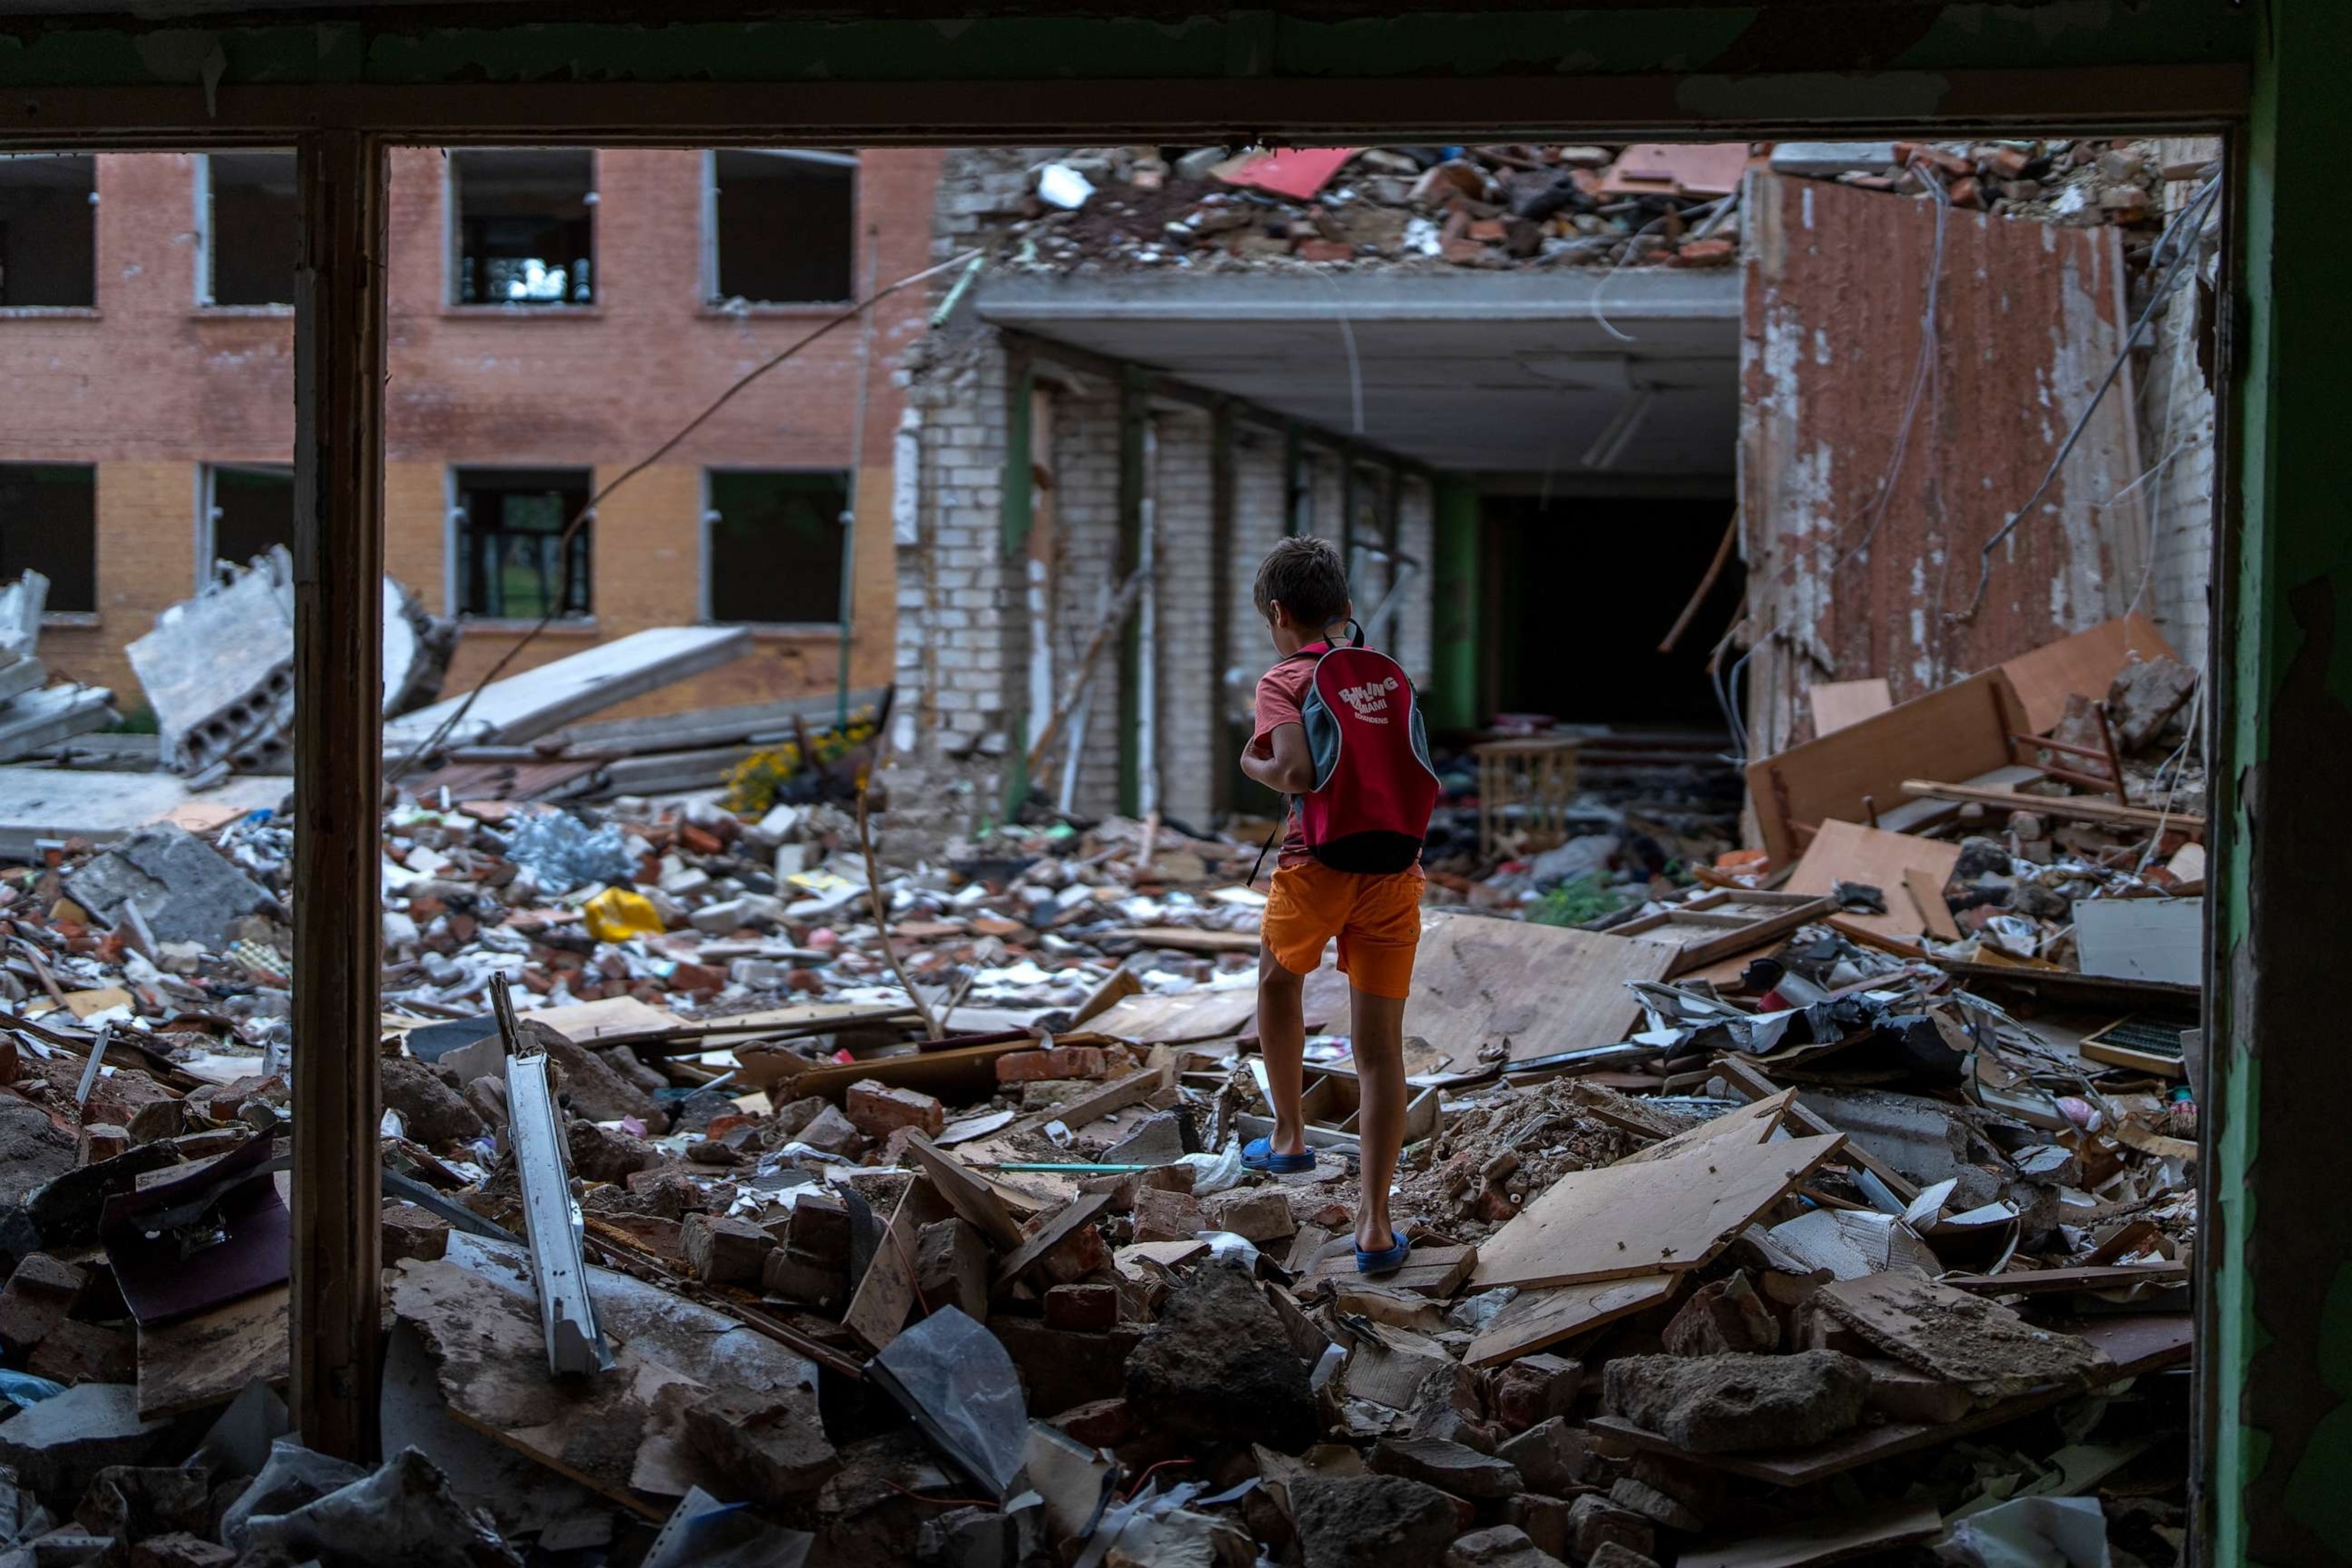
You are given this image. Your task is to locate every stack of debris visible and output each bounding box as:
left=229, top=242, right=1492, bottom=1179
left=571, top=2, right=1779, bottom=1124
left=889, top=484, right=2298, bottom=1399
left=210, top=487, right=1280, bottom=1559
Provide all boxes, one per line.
left=960, top=136, right=2177, bottom=277
left=124, top=549, right=458, bottom=786
left=0, top=573, right=115, bottom=763
left=0, top=694, right=2191, bottom=1563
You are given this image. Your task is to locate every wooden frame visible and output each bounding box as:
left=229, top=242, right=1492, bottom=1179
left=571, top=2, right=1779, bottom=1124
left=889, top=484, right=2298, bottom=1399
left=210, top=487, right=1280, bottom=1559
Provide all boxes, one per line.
left=1612, top=888, right=1834, bottom=977
left=0, top=38, right=2249, bottom=1481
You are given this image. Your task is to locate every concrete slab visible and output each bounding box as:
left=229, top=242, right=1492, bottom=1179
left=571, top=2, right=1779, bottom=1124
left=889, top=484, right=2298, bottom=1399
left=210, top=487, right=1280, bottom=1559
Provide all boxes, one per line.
left=386, top=626, right=754, bottom=750
left=0, top=768, right=286, bottom=860
left=65, top=822, right=275, bottom=946
left=0, top=684, right=117, bottom=763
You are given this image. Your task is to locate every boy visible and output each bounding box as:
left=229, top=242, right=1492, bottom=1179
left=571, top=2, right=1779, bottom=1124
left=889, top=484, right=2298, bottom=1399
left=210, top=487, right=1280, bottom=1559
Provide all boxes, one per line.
left=1239, top=537, right=1426, bottom=1272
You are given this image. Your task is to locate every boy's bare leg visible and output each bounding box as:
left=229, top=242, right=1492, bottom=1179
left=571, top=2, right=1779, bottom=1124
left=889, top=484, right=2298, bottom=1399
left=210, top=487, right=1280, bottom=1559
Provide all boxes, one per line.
left=1257, top=952, right=1310, bottom=1156
left=1350, top=986, right=1408, bottom=1253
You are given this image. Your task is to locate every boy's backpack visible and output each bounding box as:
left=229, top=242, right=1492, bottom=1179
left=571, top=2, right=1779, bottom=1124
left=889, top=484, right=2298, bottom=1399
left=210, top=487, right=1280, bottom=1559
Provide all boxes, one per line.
left=1280, top=625, right=1441, bottom=874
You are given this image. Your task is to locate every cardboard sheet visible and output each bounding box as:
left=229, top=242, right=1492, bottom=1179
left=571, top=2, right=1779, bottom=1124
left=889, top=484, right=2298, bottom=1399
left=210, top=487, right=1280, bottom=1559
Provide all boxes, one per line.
left=1407, top=912, right=1675, bottom=1065
left=1785, top=820, right=1962, bottom=944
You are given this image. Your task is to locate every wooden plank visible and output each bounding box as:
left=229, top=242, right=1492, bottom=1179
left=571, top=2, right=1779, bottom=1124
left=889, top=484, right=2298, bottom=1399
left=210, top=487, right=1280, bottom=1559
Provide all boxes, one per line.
left=1747, top=669, right=2031, bottom=869
left=738, top=1034, right=1035, bottom=1100
left=289, top=128, right=386, bottom=1463
left=1710, top=1054, right=1919, bottom=1204
left=2074, top=898, right=2203, bottom=985
left=1903, top=866, right=1962, bottom=940
left=1470, top=1133, right=1844, bottom=1290
left=1613, top=1089, right=1793, bottom=1167
left=1100, top=926, right=1263, bottom=955
left=1807, top=678, right=1893, bottom=738
left=137, top=1285, right=289, bottom=1419
left=842, top=1178, right=950, bottom=1353
left=1463, top=1274, right=1676, bottom=1367
left=1306, top=1241, right=1477, bottom=1298
left=1942, top=1262, right=2188, bottom=1295
left=517, top=995, right=684, bottom=1043
left=1069, top=967, right=1143, bottom=1029
left=995, top=1191, right=1112, bottom=1291
left=1004, top=1059, right=1174, bottom=1141
left=1616, top=897, right=1834, bottom=978
left=1679, top=1500, right=1944, bottom=1568
left=1785, top=821, right=1962, bottom=944
left=905, top=1135, right=1027, bottom=1250
left=1901, top=779, right=2205, bottom=836
left=1089, top=987, right=1262, bottom=1045
left=1407, top=912, right=1677, bottom=1066
left=1999, top=613, right=2178, bottom=736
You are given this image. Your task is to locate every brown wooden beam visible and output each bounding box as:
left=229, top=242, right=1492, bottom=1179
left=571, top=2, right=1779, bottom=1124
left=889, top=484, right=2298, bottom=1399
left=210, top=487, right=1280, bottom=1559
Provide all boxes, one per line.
left=289, top=128, right=387, bottom=1462
left=0, top=64, right=2249, bottom=143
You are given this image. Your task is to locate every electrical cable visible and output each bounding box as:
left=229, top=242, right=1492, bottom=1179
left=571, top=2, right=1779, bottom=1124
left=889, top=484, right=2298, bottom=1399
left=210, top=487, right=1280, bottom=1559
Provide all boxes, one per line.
left=387, top=245, right=985, bottom=784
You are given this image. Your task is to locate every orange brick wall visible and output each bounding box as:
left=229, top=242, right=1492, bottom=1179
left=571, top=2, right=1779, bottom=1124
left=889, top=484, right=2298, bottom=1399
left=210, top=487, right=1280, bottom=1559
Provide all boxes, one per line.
left=2, top=145, right=941, bottom=723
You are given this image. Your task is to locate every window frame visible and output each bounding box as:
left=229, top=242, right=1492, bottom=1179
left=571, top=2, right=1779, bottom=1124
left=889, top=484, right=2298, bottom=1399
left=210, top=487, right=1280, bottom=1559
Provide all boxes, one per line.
left=193, top=149, right=299, bottom=313
left=698, top=464, right=853, bottom=632
left=0, top=460, right=100, bottom=619
left=0, top=152, right=100, bottom=316
left=443, top=147, right=601, bottom=312
left=447, top=464, right=598, bottom=625
left=197, top=460, right=297, bottom=585
left=701, top=147, right=861, bottom=312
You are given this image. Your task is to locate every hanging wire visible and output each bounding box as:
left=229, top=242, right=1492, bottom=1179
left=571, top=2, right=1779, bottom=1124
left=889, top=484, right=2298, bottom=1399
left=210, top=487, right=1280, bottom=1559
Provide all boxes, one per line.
left=387, top=246, right=985, bottom=784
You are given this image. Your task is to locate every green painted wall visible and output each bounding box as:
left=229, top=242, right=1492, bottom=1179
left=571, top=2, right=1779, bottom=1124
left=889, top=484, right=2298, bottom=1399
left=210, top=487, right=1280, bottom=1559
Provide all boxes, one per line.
left=2210, top=2, right=2352, bottom=1560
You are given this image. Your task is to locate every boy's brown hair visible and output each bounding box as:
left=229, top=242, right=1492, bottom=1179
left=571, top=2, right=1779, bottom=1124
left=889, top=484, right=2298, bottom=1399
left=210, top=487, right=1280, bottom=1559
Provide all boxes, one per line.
left=1253, top=537, right=1351, bottom=632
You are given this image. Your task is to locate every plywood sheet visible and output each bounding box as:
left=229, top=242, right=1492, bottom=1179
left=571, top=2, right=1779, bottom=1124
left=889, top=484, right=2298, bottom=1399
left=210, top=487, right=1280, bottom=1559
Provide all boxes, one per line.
left=1470, top=1133, right=1844, bottom=1290
left=1746, top=670, right=2031, bottom=869
left=1808, top=678, right=1893, bottom=738
left=2000, top=613, right=2178, bottom=736
left=1785, top=821, right=1962, bottom=943
left=1407, top=913, right=1676, bottom=1065
left=1464, top=1274, right=1677, bottom=1367
left=518, top=995, right=684, bottom=1043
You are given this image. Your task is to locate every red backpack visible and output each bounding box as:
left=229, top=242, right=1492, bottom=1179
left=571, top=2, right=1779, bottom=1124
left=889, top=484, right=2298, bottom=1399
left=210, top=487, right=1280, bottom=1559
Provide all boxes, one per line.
left=1263, top=626, right=1441, bottom=875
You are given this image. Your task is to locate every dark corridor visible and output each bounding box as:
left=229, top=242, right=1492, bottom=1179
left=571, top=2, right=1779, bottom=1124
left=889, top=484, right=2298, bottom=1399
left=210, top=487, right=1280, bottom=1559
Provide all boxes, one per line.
left=1482, top=492, right=1742, bottom=728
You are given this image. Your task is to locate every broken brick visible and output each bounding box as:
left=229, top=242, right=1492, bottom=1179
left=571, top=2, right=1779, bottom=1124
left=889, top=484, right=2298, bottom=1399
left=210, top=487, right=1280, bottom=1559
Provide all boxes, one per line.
left=0, top=1253, right=87, bottom=1349
left=1043, top=1282, right=1119, bottom=1332
left=381, top=1201, right=450, bottom=1265
left=995, top=1046, right=1109, bottom=1084
left=682, top=1211, right=776, bottom=1285
left=1132, top=1187, right=1207, bottom=1244
left=763, top=1247, right=848, bottom=1308
left=1203, top=1187, right=1295, bottom=1244
left=1491, top=1353, right=1583, bottom=1432
left=844, top=1080, right=945, bottom=1140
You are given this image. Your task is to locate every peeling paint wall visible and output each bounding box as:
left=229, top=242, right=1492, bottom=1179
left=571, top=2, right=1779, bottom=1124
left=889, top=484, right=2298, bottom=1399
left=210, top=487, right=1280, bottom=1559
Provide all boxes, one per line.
left=1737, top=169, right=2148, bottom=760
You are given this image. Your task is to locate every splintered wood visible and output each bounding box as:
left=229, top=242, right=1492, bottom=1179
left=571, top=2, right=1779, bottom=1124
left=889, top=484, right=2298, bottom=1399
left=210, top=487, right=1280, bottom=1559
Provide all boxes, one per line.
left=1406, top=912, right=1675, bottom=1065
left=1471, top=1133, right=1845, bottom=1291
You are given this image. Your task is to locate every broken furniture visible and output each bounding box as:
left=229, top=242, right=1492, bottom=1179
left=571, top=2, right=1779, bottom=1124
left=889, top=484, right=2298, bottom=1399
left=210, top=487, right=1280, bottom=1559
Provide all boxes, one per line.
left=1472, top=735, right=1580, bottom=857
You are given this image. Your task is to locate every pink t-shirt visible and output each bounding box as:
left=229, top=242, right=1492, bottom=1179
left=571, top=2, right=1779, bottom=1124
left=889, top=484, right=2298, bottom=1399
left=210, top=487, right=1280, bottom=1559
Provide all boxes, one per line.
left=1251, top=652, right=1318, bottom=868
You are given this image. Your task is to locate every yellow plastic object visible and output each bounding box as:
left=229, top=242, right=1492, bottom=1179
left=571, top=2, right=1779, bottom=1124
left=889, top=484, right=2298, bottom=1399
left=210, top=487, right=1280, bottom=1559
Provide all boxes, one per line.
left=583, top=887, right=663, bottom=943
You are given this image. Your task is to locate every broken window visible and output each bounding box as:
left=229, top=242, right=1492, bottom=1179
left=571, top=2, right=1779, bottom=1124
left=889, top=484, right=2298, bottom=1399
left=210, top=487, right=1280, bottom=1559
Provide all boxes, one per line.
left=454, top=468, right=593, bottom=619
left=204, top=463, right=295, bottom=572
left=708, top=150, right=857, bottom=305
left=201, top=151, right=298, bottom=307
left=450, top=149, right=595, bottom=307
left=704, top=470, right=848, bottom=625
left=0, top=464, right=96, bottom=612
left=0, top=154, right=95, bottom=309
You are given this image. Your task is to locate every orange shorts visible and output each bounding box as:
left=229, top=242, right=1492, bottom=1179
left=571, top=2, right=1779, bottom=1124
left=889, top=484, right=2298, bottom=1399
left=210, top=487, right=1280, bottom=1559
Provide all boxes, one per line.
left=1262, top=861, right=1426, bottom=1001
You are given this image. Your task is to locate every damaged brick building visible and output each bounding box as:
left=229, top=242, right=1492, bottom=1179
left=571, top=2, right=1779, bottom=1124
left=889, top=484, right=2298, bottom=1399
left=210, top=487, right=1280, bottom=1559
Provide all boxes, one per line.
left=886, top=138, right=2221, bottom=843
left=0, top=145, right=942, bottom=715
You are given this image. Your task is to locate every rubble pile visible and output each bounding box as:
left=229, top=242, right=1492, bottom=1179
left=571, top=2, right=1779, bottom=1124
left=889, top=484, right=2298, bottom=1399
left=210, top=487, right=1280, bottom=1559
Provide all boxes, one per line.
left=958, top=136, right=2185, bottom=276
left=0, top=680, right=2193, bottom=1564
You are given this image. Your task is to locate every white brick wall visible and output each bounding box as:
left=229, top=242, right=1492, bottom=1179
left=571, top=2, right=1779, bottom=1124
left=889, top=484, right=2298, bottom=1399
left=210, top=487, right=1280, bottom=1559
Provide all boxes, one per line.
left=1152, top=407, right=1218, bottom=831
left=895, top=329, right=1437, bottom=835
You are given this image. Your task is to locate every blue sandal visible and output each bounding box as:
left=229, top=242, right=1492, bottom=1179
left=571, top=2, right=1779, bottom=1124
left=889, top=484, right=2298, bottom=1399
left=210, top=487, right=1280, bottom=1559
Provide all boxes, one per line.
left=1355, top=1231, right=1412, bottom=1274
left=1242, top=1136, right=1316, bottom=1174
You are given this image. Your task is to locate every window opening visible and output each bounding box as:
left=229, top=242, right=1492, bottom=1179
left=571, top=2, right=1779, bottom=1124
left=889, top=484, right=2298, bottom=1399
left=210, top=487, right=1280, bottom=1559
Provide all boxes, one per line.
left=454, top=468, right=593, bottom=618
left=704, top=469, right=848, bottom=624
left=202, top=152, right=298, bottom=307
left=451, top=149, right=595, bottom=307
left=0, top=154, right=96, bottom=309
left=205, top=464, right=295, bottom=572
left=0, top=464, right=97, bottom=612
left=710, top=149, right=858, bottom=305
